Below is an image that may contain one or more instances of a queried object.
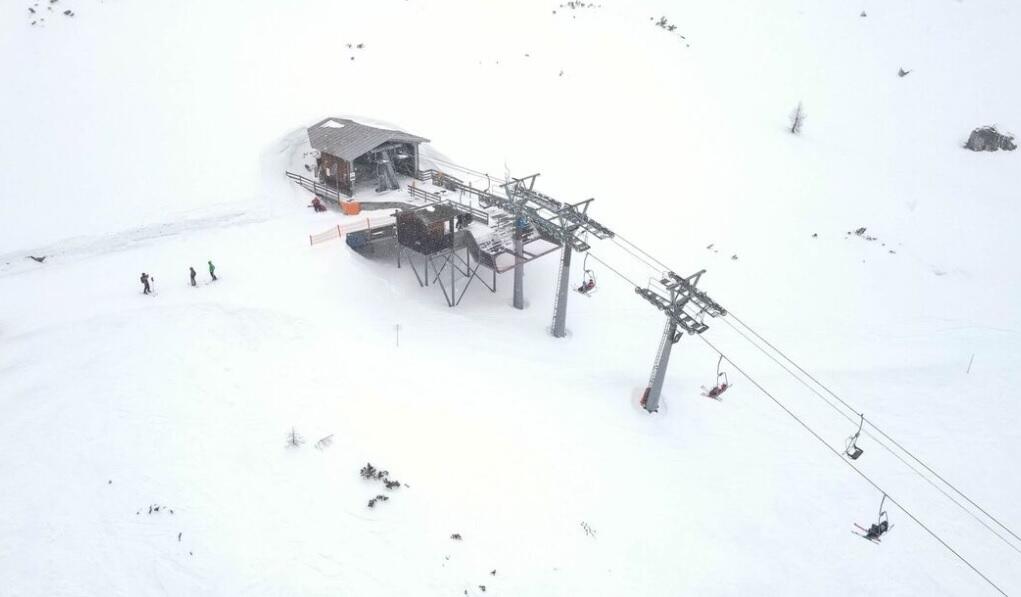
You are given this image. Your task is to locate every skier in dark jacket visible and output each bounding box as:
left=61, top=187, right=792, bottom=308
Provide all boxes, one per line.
left=140, top=273, right=151, bottom=295
left=865, top=520, right=889, bottom=541
left=208, top=260, right=217, bottom=281
left=189, top=267, right=197, bottom=287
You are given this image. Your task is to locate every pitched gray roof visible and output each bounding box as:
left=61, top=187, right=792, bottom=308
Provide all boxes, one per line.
left=307, top=117, right=429, bottom=162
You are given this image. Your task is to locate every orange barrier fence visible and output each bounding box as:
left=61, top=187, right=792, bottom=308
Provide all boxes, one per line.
left=309, top=226, right=342, bottom=246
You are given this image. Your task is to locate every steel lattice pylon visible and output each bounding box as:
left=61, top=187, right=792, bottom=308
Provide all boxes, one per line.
left=497, top=174, right=615, bottom=335
left=637, top=270, right=726, bottom=412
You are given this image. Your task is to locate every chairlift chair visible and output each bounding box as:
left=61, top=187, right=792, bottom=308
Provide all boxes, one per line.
left=702, top=355, right=731, bottom=399
left=876, top=494, right=889, bottom=528
left=854, top=494, right=892, bottom=542
left=716, top=358, right=729, bottom=389
left=575, top=253, right=597, bottom=295
left=845, top=414, right=865, bottom=460
left=577, top=270, right=596, bottom=295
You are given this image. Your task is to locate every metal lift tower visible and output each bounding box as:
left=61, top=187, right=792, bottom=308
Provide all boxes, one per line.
left=636, top=270, right=726, bottom=412
left=501, top=174, right=614, bottom=335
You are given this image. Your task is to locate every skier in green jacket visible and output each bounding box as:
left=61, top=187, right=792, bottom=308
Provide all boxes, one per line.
left=208, top=260, right=218, bottom=281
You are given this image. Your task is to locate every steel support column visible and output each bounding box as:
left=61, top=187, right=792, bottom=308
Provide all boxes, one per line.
left=513, top=235, right=525, bottom=309
left=644, top=318, right=679, bottom=413
left=551, top=244, right=573, bottom=337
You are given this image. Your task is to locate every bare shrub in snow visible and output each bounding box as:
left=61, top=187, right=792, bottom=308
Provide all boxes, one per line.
left=314, top=434, right=333, bottom=450
left=789, top=102, right=806, bottom=134
left=286, top=427, right=305, bottom=448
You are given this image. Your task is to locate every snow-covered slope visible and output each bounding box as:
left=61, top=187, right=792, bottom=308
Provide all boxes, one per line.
left=2, top=0, right=1020, bottom=595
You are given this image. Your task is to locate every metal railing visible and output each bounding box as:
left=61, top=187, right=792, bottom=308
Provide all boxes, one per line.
left=286, top=171, right=346, bottom=203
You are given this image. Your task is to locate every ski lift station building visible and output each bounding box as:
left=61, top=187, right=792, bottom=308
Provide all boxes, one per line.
left=308, top=117, right=430, bottom=197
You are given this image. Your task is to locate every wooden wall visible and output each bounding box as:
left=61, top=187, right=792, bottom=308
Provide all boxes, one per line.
left=316, top=153, right=352, bottom=196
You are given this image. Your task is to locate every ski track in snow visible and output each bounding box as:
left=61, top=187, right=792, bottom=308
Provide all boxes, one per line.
left=0, top=208, right=268, bottom=277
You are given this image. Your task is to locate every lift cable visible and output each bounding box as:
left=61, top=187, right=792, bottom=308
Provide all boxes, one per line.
left=425, top=156, right=507, bottom=184
left=720, top=317, right=855, bottom=424
left=609, top=237, right=667, bottom=274
left=718, top=316, right=1021, bottom=557
left=696, top=333, right=1010, bottom=597
left=437, top=165, right=1021, bottom=561
left=592, top=244, right=1013, bottom=592
left=612, top=231, right=673, bottom=272
left=594, top=236, right=1021, bottom=557
left=724, top=310, right=1021, bottom=549
left=584, top=252, right=642, bottom=289
left=602, top=228, right=1021, bottom=553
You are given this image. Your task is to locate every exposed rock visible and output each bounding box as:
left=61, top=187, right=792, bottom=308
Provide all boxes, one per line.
left=964, top=126, right=1016, bottom=152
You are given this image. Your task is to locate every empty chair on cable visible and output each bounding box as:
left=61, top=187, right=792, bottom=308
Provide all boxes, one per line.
left=845, top=414, right=865, bottom=460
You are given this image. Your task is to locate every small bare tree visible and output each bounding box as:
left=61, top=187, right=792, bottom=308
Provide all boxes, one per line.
left=286, top=427, right=305, bottom=448
left=789, top=102, right=806, bottom=134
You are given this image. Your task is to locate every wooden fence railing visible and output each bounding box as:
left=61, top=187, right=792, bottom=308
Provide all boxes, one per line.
left=407, top=184, right=443, bottom=204
left=286, top=171, right=345, bottom=203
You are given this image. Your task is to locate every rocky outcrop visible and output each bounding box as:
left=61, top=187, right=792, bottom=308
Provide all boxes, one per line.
left=965, top=126, right=1017, bottom=152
